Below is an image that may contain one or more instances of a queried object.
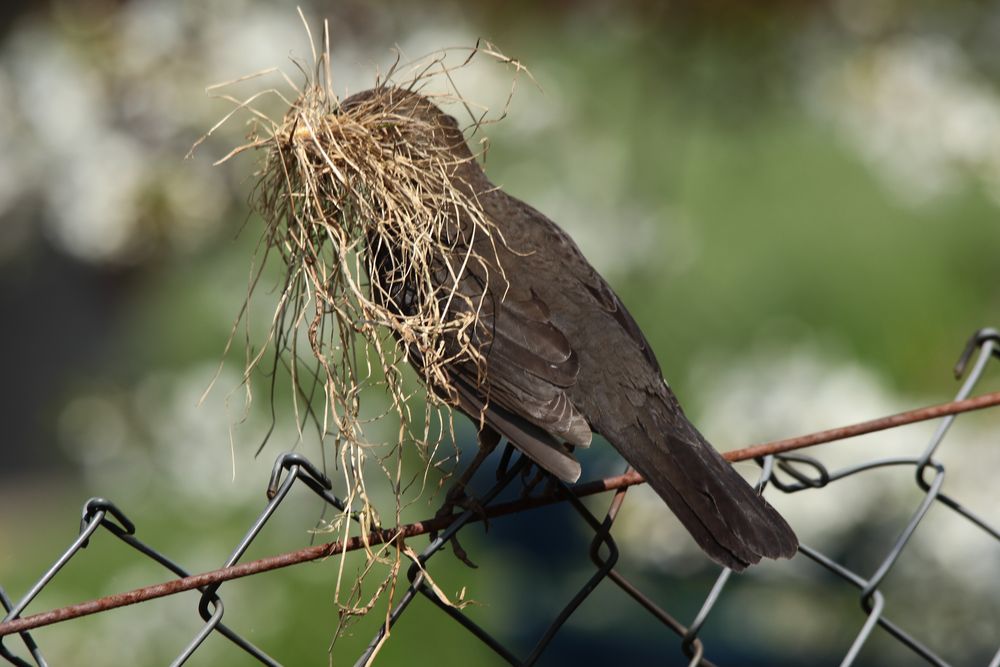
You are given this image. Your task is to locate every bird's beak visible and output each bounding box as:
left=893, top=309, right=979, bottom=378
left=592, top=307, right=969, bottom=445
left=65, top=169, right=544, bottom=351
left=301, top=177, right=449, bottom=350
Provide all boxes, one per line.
left=289, top=113, right=339, bottom=145
left=292, top=125, right=314, bottom=144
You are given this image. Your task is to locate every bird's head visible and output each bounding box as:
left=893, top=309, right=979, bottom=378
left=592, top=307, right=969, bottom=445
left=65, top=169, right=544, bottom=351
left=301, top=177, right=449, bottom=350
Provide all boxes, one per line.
left=280, top=86, right=476, bottom=168
left=254, top=83, right=501, bottom=403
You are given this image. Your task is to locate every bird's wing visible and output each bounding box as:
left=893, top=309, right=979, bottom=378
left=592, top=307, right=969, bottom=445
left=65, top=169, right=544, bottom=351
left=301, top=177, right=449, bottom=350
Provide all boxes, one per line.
left=446, top=282, right=592, bottom=482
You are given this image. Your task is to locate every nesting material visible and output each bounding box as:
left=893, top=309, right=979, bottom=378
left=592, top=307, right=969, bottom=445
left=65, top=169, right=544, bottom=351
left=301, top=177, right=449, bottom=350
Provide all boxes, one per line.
left=202, top=25, right=529, bottom=642
left=258, top=80, right=503, bottom=410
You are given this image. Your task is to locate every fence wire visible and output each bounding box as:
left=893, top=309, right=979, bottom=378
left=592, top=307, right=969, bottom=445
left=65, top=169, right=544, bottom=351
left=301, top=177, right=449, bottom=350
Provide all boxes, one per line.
left=1, top=327, right=998, bottom=666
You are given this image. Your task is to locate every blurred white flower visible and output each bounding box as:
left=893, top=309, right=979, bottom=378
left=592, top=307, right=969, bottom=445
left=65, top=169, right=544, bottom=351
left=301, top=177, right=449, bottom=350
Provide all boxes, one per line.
left=56, top=364, right=306, bottom=509
left=806, top=35, right=1000, bottom=207
left=58, top=394, right=130, bottom=465
left=0, top=1, right=520, bottom=268
left=0, top=2, right=328, bottom=265
left=48, top=131, right=149, bottom=263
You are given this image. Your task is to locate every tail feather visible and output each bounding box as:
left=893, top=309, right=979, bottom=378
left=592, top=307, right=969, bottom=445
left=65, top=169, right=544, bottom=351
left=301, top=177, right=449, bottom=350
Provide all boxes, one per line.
left=614, top=407, right=798, bottom=571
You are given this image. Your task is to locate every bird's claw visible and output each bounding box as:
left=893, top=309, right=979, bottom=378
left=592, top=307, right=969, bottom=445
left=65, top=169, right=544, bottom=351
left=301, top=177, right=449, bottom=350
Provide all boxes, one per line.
left=519, top=463, right=558, bottom=499
left=448, top=534, right=478, bottom=569
left=431, top=485, right=489, bottom=568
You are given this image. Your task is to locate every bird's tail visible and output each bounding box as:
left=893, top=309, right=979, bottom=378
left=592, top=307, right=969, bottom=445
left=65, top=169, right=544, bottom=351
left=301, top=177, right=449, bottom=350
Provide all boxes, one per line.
left=614, top=407, right=798, bottom=571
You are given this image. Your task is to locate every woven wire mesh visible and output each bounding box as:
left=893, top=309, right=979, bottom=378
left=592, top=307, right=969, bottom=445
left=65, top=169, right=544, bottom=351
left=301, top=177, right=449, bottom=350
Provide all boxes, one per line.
left=1, top=328, right=998, bottom=666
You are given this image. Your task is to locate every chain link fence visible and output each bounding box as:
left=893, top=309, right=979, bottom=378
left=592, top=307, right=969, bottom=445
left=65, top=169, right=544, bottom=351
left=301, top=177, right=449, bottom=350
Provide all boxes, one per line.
left=2, top=328, right=999, bottom=666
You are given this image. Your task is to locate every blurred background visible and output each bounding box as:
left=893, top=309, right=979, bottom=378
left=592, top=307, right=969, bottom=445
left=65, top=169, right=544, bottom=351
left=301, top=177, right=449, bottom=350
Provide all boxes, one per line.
left=1, top=0, right=998, bottom=665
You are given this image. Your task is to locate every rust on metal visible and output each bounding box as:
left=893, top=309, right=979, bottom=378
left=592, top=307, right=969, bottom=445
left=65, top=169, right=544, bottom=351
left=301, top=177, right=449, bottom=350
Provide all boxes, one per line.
left=1, top=389, right=998, bottom=639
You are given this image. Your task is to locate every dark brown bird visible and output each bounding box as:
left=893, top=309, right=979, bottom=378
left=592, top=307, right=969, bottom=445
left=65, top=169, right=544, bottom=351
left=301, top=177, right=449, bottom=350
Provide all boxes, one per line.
left=339, top=87, right=798, bottom=571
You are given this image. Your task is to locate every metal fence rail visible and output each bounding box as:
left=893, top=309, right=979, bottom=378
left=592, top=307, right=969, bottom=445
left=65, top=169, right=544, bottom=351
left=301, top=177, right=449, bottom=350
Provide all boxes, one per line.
left=1, top=328, right=998, bottom=666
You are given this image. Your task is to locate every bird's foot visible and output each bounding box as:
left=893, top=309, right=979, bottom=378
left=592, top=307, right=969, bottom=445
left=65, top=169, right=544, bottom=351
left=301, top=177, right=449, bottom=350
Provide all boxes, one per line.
left=430, top=484, right=489, bottom=568
left=496, top=443, right=517, bottom=480
left=447, top=534, right=477, bottom=569
left=519, top=463, right=559, bottom=499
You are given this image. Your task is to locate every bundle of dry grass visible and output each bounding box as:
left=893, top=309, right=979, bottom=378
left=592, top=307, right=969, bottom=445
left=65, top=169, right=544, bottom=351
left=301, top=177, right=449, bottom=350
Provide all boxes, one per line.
left=198, top=17, right=530, bottom=642
left=258, top=79, right=505, bottom=415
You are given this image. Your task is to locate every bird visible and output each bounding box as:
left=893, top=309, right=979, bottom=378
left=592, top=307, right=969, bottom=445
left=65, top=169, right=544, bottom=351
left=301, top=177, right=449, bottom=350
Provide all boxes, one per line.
left=329, top=86, right=798, bottom=571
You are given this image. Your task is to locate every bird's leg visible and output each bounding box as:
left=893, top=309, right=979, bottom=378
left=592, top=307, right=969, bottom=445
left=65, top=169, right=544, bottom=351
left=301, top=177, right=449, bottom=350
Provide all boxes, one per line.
left=520, top=464, right=547, bottom=497
left=432, top=427, right=502, bottom=567
left=441, top=426, right=501, bottom=512
left=518, top=445, right=573, bottom=498
left=495, top=442, right=517, bottom=480
left=519, top=464, right=557, bottom=498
